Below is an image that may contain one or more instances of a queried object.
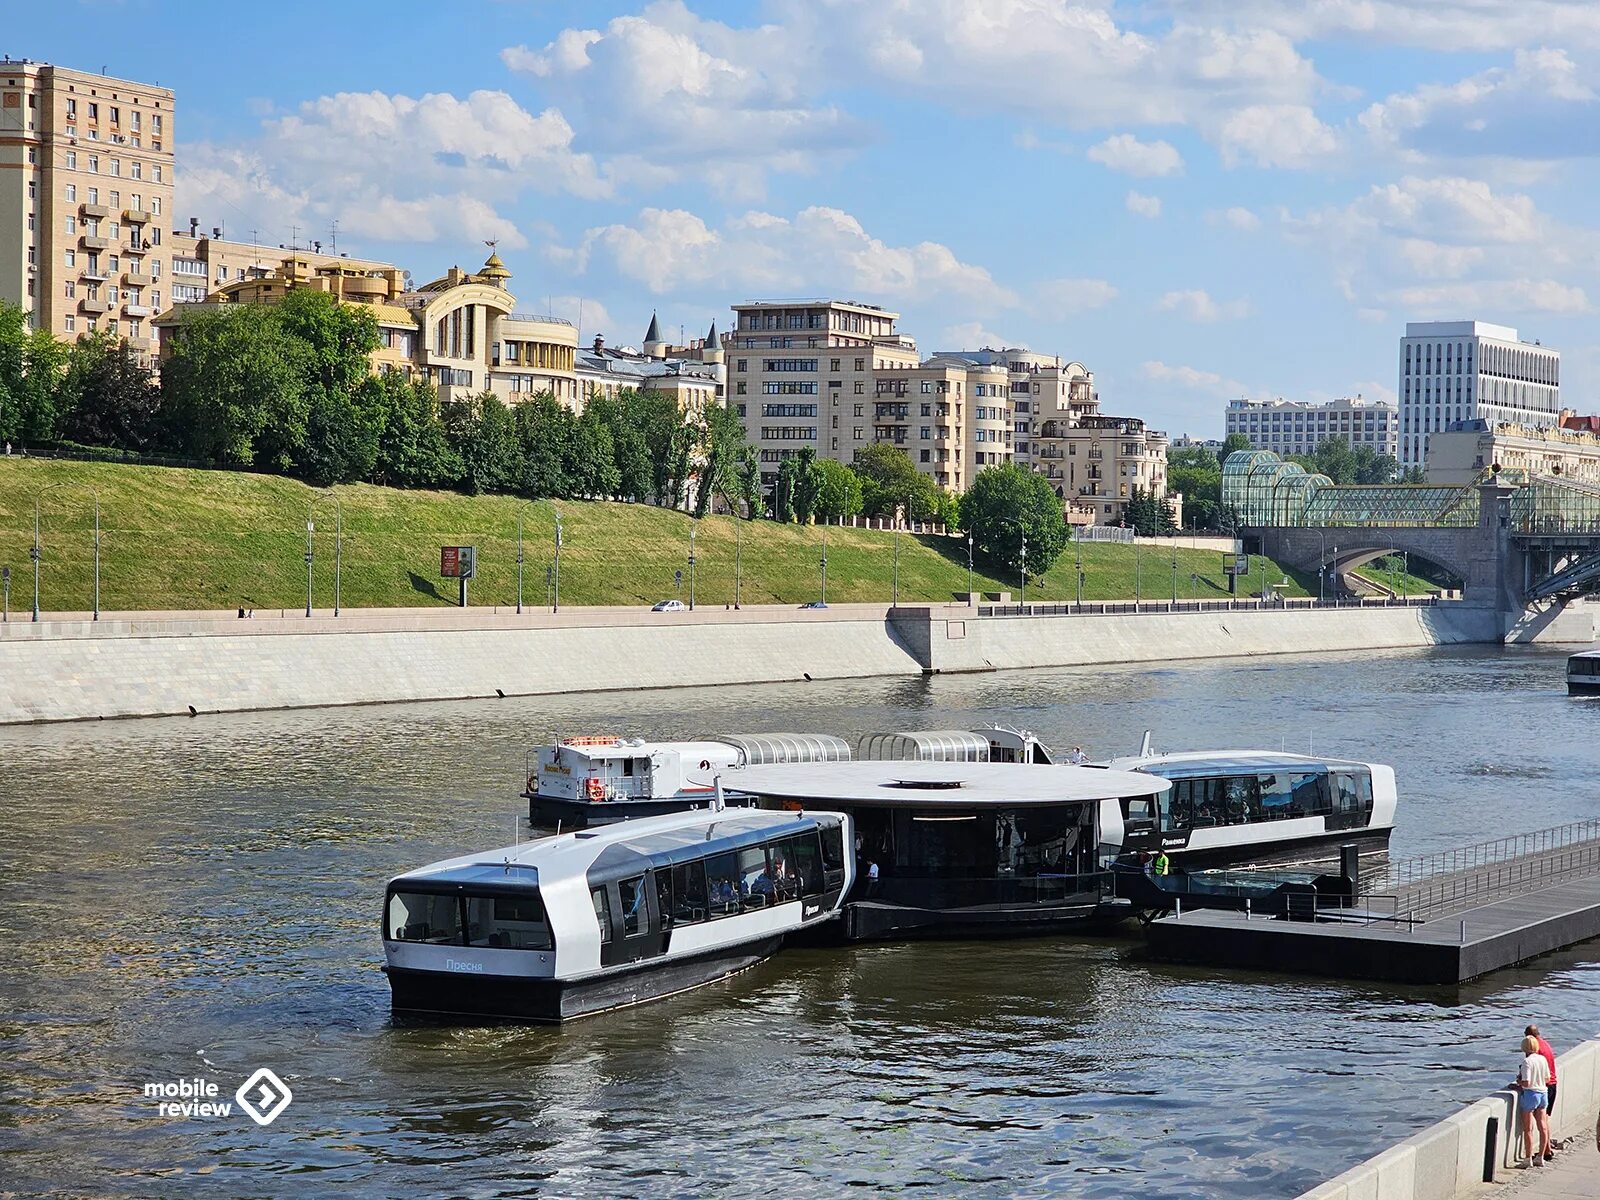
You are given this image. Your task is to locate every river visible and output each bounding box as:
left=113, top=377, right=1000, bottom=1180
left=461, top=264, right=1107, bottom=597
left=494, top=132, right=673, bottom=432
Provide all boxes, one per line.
left=1, top=644, right=1596, bottom=1198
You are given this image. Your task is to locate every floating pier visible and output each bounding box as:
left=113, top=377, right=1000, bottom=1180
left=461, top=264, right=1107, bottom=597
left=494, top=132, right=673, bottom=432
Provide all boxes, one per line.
left=1147, top=820, right=1600, bottom=984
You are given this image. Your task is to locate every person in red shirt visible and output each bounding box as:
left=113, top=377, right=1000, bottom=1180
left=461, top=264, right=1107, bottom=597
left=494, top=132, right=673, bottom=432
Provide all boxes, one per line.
left=1525, top=1024, right=1558, bottom=1123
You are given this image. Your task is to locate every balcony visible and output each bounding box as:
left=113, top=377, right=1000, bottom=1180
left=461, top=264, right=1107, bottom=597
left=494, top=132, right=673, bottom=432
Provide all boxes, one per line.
left=80, top=297, right=109, bottom=315
left=125, top=336, right=154, bottom=354
left=81, top=234, right=110, bottom=252
left=122, top=208, right=152, bottom=224
left=123, top=269, right=151, bottom=287
left=80, top=266, right=108, bottom=282
left=80, top=202, right=110, bottom=219
left=123, top=240, right=148, bottom=256
left=123, top=303, right=151, bottom=318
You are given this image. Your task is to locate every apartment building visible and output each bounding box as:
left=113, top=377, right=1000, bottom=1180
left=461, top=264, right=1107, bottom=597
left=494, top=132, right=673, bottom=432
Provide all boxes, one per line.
left=577, top=315, right=724, bottom=420
left=0, top=58, right=174, bottom=357
left=1426, top=420, right=1600, bottom=486
left=1225, top=396, right=1398, bottom=459
left=167, top=221, right=394, bottom=307
left=1398, top=320, right=1560, bottom=469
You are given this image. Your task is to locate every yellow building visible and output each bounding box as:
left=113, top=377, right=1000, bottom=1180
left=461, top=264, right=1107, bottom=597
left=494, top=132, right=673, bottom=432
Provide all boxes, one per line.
left=0, top=58, right=175, bottom=359
left=1426, top=420, right=1600, bottom=487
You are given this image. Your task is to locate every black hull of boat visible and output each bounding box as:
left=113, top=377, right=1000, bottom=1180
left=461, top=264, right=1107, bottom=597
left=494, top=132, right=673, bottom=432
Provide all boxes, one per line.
left=387, top=935, right=784, bottom=1023
left=525, top=792, right=706, bottom=830
left=1168, top=827, right=1392, bottom=872
left=840, top=898, right=1127, bottom=942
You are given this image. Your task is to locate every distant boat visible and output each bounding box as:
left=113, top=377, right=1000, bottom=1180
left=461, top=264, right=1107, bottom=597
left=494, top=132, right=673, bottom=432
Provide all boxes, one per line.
left=1567, top=649, right=1600, bottom=694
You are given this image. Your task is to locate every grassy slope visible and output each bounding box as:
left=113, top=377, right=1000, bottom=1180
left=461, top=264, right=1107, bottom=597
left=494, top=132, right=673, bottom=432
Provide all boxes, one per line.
left=0, top=459, right=1314, bottom=611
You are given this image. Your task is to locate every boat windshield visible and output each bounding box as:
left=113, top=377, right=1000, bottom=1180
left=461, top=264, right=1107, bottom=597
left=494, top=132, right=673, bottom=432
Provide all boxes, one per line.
left=387, top=889, right=555, bottom=951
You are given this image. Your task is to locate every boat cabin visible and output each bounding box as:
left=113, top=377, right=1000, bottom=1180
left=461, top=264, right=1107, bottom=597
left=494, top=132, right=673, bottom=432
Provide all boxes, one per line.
left=857, top=725, right=1052, bottom=765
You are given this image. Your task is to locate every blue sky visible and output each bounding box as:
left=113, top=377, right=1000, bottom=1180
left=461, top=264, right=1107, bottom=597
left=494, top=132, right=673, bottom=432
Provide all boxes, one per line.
left=12, top=0, right=1600, bottom=436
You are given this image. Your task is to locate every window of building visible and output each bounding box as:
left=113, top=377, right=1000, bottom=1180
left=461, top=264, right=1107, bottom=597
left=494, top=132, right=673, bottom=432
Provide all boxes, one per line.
left=854, top=381, right=865, bottom=394
left=64, top=249, right=76, bottom=267
left=853, top=427, right=864, bottom=440
left=64, top=315, right=76, bottom=332
left=65, top=150, right=77, bottom=170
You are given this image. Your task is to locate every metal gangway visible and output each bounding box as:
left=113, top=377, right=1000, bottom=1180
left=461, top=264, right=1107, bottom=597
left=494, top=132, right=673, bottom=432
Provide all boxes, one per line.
left=1360, top=818, right=1600, bottom=925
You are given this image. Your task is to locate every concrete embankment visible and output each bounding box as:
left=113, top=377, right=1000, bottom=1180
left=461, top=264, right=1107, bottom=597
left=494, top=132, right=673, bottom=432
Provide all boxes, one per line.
left=1297, top=1037, right=1600, bottom=1200
left=0, top=600, right=1546, bottom=725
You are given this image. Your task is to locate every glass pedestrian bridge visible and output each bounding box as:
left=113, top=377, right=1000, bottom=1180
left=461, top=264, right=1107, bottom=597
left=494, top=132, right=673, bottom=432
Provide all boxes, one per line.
left=1222, top=449, right=1600, bottom=534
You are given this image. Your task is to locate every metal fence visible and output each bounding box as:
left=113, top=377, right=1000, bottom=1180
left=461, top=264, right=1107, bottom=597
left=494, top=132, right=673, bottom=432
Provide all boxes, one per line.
left=1073, top=525, right=1136, bottom=544
left=978, top=594, right=1440, bottom=618
left=1363, top=817, right=1600, bottom=895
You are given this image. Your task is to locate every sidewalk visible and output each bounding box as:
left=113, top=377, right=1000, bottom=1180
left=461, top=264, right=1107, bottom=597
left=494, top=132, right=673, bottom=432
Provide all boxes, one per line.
left=1488, top=1120, right=1599, bottom=1198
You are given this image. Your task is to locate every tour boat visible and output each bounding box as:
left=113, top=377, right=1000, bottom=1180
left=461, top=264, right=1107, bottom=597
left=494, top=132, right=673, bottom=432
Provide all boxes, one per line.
left=384, top=803, right=853, bottom=1022
left=1567, top=650, right=1600, bottom=694
left=524, top=733, right=851, bottom=828
left=1098, top=746, right=1398, bottom=869
left=735, top=759, right=1168, bottom=940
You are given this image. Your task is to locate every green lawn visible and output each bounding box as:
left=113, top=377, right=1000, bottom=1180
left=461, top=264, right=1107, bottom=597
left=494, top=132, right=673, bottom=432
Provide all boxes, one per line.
left=0, top=458, right=1314, bottom=611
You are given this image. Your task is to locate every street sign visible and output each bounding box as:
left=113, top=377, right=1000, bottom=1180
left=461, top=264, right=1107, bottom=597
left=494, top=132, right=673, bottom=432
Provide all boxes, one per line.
left=1221, top=553, right=1249, bottom=576
left=440, top=546, right=477, bottom=579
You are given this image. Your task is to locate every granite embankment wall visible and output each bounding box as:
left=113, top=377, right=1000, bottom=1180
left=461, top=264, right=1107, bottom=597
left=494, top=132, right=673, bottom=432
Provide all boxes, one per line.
left=1297, top=1037, right=1600, bottom=1199
left=0, top=600, right=1552, bottom=725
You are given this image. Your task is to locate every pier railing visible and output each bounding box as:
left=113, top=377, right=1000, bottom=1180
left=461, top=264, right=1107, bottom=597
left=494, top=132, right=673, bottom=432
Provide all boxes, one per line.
left=978, top=595, right=1439, bottom=617
left=1363, top=817, right=1600, bottom=895
left=1392, top=837, right=1600, bottom=924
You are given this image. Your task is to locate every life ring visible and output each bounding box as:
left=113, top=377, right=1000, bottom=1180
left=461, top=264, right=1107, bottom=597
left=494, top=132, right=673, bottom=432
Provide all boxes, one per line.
left=526, top=773, right=538, bottom=793
left=585, top=778, right=605, bottom=802
left=699, top=759, right=711, bottom=770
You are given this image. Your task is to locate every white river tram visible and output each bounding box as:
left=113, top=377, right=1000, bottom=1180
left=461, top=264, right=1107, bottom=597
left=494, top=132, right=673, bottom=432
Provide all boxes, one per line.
left=383, top=805, right=852, bottom=1022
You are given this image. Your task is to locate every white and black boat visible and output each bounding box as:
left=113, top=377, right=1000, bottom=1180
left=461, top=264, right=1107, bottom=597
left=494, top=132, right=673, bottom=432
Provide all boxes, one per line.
left=1568, top=650, right=1600, bottom=694
left=1098, top=747, right=1398, bottom=869
left=734, top=760, right=1168, bottom=940
left=383, top=805, right=853, bottom=1022
left=522, top=733, right=851, bottom=828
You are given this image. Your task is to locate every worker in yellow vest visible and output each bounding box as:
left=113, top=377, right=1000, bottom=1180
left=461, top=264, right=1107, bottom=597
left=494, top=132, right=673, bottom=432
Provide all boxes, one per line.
left=1152, top=850, right=1171, bottom=877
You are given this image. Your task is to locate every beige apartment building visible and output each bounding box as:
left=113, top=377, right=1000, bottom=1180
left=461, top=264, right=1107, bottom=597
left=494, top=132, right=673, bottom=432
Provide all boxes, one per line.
left=576, top=315, right=724, bottom=420
left=0, top=58, right=174, bottom=358
left=1426, top=420, right=1600, bottom=487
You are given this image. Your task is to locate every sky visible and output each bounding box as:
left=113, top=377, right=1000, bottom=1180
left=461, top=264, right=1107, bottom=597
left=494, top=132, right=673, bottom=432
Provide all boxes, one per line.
left=11, top=0, right=1600, bottom=436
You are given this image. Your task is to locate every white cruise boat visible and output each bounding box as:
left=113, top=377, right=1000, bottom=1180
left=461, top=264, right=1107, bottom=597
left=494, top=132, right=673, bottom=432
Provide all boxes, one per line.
left=523, top=733, right=851, bottom=828
left=1567, top=649, right=1600, bottom=694
left=384, top=805, right=853, bottom=1022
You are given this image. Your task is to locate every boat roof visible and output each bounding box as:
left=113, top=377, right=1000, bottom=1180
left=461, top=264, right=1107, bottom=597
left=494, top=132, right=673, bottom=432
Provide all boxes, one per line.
left=728, top=760, right=1166, bottom=808
left=859, top=729, right=991, bottom=759
left=1104, top=750, right=1376, bottom=778
left=546, top=738, right=738, bottom=761
left=389, top=807, right=826, bottom=889
left=716, top=732, right=852, bottom=764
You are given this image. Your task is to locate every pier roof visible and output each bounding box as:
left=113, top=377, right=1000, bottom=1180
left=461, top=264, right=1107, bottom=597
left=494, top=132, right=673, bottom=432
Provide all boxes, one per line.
left=731, top=761, right=1166, bottom=807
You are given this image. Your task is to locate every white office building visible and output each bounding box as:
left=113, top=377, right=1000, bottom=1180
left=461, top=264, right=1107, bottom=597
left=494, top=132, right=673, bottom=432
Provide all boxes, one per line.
left=1398, top=320, right=1560, bottom=469
left=1224, top=396, right=1398, bottom=459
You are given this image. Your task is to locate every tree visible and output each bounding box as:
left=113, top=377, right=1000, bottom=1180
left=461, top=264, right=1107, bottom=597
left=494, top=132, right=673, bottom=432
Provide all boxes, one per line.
left=1166, top=446, right=1222, bottom=530
left=792, top=446, right=822, bottom=523
left=694, top=399, right=749, bottom=517
left=960, top=462, right=1068, bottom=579
left=58, top=329, right=159, bottom=450
left=584, top=391, right=654, bottom=501
left=852, top=443, right=942, bottom=519
left=160, top=304, right=307, bottom=469
left=736, top=445, right=763, bottom=518
left=442, top=391, right=522, bottom=495
left=569, top=404, right=621, bottom=497
left=773, top=456, right=797, bottom=523
left=275, top=289, right=384, bottom=485
left=1220, top=432, right=1252, bottom=460
left=813, top=457, right=863, bottom=520
left=0, top=302, right=71, bottom=446
left=512, top=391, right=574, bottom=499
left=1291, top=436, right=1401, bottom=486
left=373, top=373, right=460, bottom=489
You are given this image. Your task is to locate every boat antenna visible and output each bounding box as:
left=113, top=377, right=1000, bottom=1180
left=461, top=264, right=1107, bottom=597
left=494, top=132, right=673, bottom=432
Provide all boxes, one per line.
left=712, top=774, right=726, bottom=813
left=1138, top=730, right=1153, bottom=758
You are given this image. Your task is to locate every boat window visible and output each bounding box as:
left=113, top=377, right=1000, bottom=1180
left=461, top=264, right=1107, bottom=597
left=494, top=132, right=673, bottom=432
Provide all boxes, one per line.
left=1256, top=771, right=1330, bottom=821
left=655, top=870, right=674, bottom=930
left=672, top=859, right=708, bottom=924
left=618, top=876, right=646, bottom=937
left=704, top=851, right=740, bottom=918
left=781, top=833, right=825, bottom=898
left=465, top=893, right=554, bottom=950
left=387, top=891, right=463, bottom=944
left=738, top=845, right=773, bottom=907
left=1162, top=782, right=1192, bottom=831
left=1331, top=771, right=1374, bottom=816
left=1124, top=796, right=1156, bottom=825
left=819, top=822, right=845, bottom=871
left=893, top=810, right=996, bottom=876
left=1002, top=809, right=1079, bottom=875
left=591, top=887, right=611, bottom=943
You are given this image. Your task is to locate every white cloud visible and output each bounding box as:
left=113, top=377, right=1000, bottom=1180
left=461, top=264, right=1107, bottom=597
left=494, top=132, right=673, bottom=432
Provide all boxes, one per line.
left=559, top=205, right=1018, bottom=310
left=1141, top=360, right=1253, bottom=398
left=1155, top=1, right=1600, bottom=54
left=1216, top=104, right=1341, bottom=168
left=1360, top=48, right=1600, bottom=162
left=1351, top=380, right=1399, bottom=406
left=1208, top=206, right=1262, bottom=231
left=1126, top=191, right=1163, bottom=218
left=1087, top=133, right=1184, bottom=177
left=1390, top=279, right=1591, bottom=315
left=1157, top=289, right=1251, bottom=322
left=1035, top=277, right=1120, bottom=313
left=939, top=322, right=1017, bottom=350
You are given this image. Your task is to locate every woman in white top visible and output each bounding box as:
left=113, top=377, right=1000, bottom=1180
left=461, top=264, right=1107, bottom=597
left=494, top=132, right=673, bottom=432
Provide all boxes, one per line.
left=1514, top=1034, right=1553, bottom=1166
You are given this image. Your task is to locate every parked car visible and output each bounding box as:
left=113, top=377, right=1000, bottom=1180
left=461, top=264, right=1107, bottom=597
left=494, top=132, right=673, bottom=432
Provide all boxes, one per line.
left=799, top=600, right=829, bottom=610
left=651, top=599, right=686, bottom=612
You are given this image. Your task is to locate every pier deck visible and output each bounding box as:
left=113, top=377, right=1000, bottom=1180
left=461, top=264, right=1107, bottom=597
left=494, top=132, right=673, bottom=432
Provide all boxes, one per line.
left=1146, top=871, right=1600, bottom=984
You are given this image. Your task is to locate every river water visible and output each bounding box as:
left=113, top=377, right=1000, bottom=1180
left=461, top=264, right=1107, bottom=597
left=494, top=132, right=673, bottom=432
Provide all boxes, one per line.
left=2, top=644, right=1598, bottom=1199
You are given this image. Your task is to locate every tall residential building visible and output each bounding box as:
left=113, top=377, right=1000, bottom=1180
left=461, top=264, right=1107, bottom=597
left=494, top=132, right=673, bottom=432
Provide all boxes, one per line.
left=1398, top=320, right=1560, bottom=469
left=167, top=221, right=394, bottom=306
left=1225, top=396, right=1398, bottom=459
left=0, top=58, right=175, bottom=358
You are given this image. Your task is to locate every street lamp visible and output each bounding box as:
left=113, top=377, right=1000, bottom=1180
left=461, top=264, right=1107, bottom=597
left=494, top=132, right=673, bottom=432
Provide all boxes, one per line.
left=1134, top=541, right=1142, bottom=606
left=1075, top=535, right=1084, bottom=607
left=1170, top=544, right=1178, bottom=605
left=32, top=482, right=64, bottom=622
left=553, top=507, right=563, bottom=613
left=90, top=488, right=101, bottom=621
left=734, top=514, right=742, bottom=610
left=999, top=516, right=1027, bottom=605
left=304, top=507, right=314, bottom=618
left=516, top=508, right=525, bottom=615
left=892, top=504, right=902, bottom=607
left=966, top=531, right=974, bottom=601
left=1316, top=528, right=1328, bottom=603
left=688, top=523, right=698, bottom=611
left=820, top=526, right=829, bottom=605
left=333, top=495, right=343, bottom=618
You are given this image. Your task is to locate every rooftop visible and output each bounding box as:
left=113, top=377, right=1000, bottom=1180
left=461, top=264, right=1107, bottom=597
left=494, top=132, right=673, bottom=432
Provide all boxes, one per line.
left=727, top=760, right=1167, bottom=807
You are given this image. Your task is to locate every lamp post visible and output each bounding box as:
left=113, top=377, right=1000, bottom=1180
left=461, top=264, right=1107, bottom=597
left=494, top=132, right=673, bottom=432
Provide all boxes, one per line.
left=333, top=496, right=343, bottom=618
left=1170, top=544, right=1178, bottom=605
left=688, top=523, right=697, bottom=611
left=91, top=489, right=101, bottom=621
left=516, top=509, right=524, bottom=615
left=734, top=514, right=742, bottom=610
left=304, top=508, right=314, bottom=618
left=553, top=508, right=563, bottom=613
left=892, top=505, right=902, bottom=607
left=1316, top=528, right=1328, bottom=603
left=32, top=482, right=64, bottom=622
left=1075, top=535, right=1084, bottom=607
left=966, top=531, right=974, bottom=601
left=1134, top=541, right=1142, bottom=606
left=820, top=526, right=829, bottom=605
left=1019, top=524, right=1027, bottom=605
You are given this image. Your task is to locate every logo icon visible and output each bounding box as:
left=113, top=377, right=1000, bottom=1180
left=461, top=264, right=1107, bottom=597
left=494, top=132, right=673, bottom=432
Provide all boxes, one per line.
left=234, top=1068, right=293, bottom=1126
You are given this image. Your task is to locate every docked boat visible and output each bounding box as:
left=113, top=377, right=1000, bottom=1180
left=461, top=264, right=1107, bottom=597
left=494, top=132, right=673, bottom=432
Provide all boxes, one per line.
left=859, top=725, right=1053, bottom=764
left=523, top=733, right=851, bottom=828
left=734, top=759, right=1168, bottom=940
left=1098, top=747, right=1397, bottom=870
left=384, top=804, right=853, bottom=1022
left=1567, top=649, right=1600, bottom=694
